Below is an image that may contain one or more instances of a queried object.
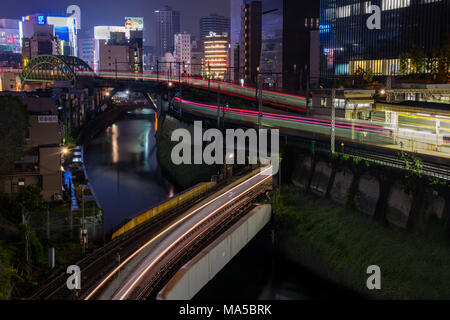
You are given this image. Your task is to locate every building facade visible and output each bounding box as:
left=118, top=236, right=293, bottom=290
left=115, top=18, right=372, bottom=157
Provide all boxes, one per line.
left=78, top=38, right=95, bottom=69
left=204, top=32, right=229, bottom=80
left=21, top=21, right=59, bottom=62
left=283, top=0, right=319, bottom=92
left=155, top=6, right=181, bottom=58
left=0, top=19, right=21, bottom=54
left=0, top=95, right=63, bottom=201
left=241, top=1, right=262, bottom=86
left=260, top=0, right=284, bottom=89
left=97, top=39, right=130, bottom=72
left=230, top=0, right=245, bottom=83
left=319, top=0, right=450, bottom=83
left=174, top=32, right=192, bottom=76
left=200, top=14, right=231, bottom=47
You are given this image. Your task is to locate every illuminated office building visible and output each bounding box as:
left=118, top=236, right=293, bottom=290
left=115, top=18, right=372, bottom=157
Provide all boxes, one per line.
left=200, top=14, right=230, bottom=47
left=283, top=0, right=319, bottom=91
left=0, top=19, right=21, bottom=53
left=261, top=0, right=284, bottom=89
left=94, top=18, right=144, bottom=73
left=78, top=38, right=95, bottom=69
left=204, top=32, right=229, bottom=80
left=241, top=1, right=262, bottom=86
left=155, top=6, right=180, bottom=58
left=320, top=0, right=450, bottom=82
left=21, top=14, right=78, bottom=58
left=174, top=32, right=191, bottom=76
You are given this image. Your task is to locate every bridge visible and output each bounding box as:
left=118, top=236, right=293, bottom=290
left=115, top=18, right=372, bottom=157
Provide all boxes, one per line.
left=19, top=55, right=311, bottom=115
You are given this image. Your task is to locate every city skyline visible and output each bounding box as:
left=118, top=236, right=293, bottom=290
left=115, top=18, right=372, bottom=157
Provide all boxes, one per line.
left=0, top=0, right=230, bottom=45
left=0, top=0, right=449, bottom=306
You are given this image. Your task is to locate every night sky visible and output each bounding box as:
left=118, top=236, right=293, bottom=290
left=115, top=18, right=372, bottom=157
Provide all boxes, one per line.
left=0, top=0, right=230, bottom=46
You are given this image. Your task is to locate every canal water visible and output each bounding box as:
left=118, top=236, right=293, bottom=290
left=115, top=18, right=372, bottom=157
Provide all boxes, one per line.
left=84, top=110, right=176, bottom=232
left=194, top=226, right=361, bottom=300
left=85, top=110, right=360, bottom=300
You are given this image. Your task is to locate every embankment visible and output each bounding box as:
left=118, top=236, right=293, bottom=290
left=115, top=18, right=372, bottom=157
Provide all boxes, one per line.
left=156, top=115, right=220, bottom=190
left=275, top=145, right=450, bottom=299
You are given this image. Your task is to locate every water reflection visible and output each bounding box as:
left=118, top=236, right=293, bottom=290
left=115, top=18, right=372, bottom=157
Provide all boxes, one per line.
left=85, top=113, right=175, bottom=232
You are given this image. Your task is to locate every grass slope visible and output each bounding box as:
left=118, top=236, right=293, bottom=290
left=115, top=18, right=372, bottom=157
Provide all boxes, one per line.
left=274, top=185, right=450, bottom=299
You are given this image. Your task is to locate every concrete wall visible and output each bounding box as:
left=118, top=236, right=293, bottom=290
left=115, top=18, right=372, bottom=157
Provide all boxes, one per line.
left=330, top=169, right=353, bottom=204
left=157, top=204, right=272, bottom=300
left=292, top=155, right=312, bottom=189
left=290, top=154, right=449, bottom=231
left=386, top=182, right=413, bottom=228
left=310, top=161, right=331, bottom=197
left=355, top=174, right=380, bottom=217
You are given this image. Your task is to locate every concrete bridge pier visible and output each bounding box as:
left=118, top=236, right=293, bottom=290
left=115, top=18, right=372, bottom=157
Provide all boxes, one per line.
left=157, top=204, right=272, bottom=300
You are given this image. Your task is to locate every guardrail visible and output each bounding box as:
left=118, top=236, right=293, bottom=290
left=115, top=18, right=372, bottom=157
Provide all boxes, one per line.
left=292, top=137, right=450, bottom=181
left=111, top=181, right=217, bottom=239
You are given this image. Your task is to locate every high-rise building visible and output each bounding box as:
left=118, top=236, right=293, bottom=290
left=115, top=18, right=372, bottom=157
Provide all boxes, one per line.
left=174, top=32, right=191, bottom=76
left=93, top=19, right=144, bottom=73
left=230, top=0, right=245, bottom=83
left=21, top=20, right=59, bottom=63
left=97, top=39, right=129, bottom=72
left=191, top=37, right=203, bottom=77
left=78, top=38, right=95, bottom=69
left=129, top=30, right=144, bottom=73
left=260, top=0, right=283, bottom=89
left=200, top=14, right=230, bottom=46
left=0, top=19, right=21, bottom=54
left=143, top=45, right=156, bottom=71
left=204, top=32, right=229, bottom=80
left=155, top=6, right=180, bottom=58
left=21, top=14, right=79, bottom=58
left=283, top=0, right=319, bottom=92
left=241, top=1, right=262, bottom=86
left=319, top=0, right=450, bottom=83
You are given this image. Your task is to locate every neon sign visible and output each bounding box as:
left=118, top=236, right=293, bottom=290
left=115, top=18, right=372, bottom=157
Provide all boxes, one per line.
left=37, top=15, right=47, bottom=25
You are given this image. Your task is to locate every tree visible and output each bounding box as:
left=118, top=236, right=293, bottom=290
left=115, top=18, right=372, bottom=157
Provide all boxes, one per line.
left=437, top=42, right=450, bottom=83
left=363, top=68, right=374, bottom=83
left=410, top=44, right=426, bottom=76
left=399, top=52, right=409, bottom=75
left=0, top=96, right=28, bottom=176
left=0, top=241, right=20, bottom=300
left=354, top=67, right=374, bottom=87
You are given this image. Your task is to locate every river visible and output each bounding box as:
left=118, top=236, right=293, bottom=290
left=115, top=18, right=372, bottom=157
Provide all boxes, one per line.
left=84, top=110, right=176, bottom=232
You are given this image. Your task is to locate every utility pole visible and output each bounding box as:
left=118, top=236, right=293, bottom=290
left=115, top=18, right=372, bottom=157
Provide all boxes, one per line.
left=115, top=59, right=118, bottom=81
left=46, top=203, right=50, bottom=240
left=257, top=70, right=263, bottom=130
left=92, top=205, right=96, bottom=241
left=69, top=179, right=73, bottom=240
left=81, top=185, right=86, bottom=255
left=156, top=60, right=159, bottom=83
left=22, top=207, right=29, bottom=264
left=217, top=83, right=221, bottom=128
left=179, top=61, right=182, bottom=97
left=331, top=87, right=336, bottom=154
left=208, top=64, right=211, bottom=99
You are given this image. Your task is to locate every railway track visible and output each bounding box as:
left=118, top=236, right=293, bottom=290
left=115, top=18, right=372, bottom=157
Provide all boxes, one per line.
left=28, top=179, right=231, bottom=300
left=129, top=177, right=272, bottom=300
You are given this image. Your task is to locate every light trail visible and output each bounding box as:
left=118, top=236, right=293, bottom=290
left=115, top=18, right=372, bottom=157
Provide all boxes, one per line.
left=85, top=166, right=272, bottom=300
left=115, top=168, right=273, bottom=300
left=174, top=97, right=392, bottom=135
